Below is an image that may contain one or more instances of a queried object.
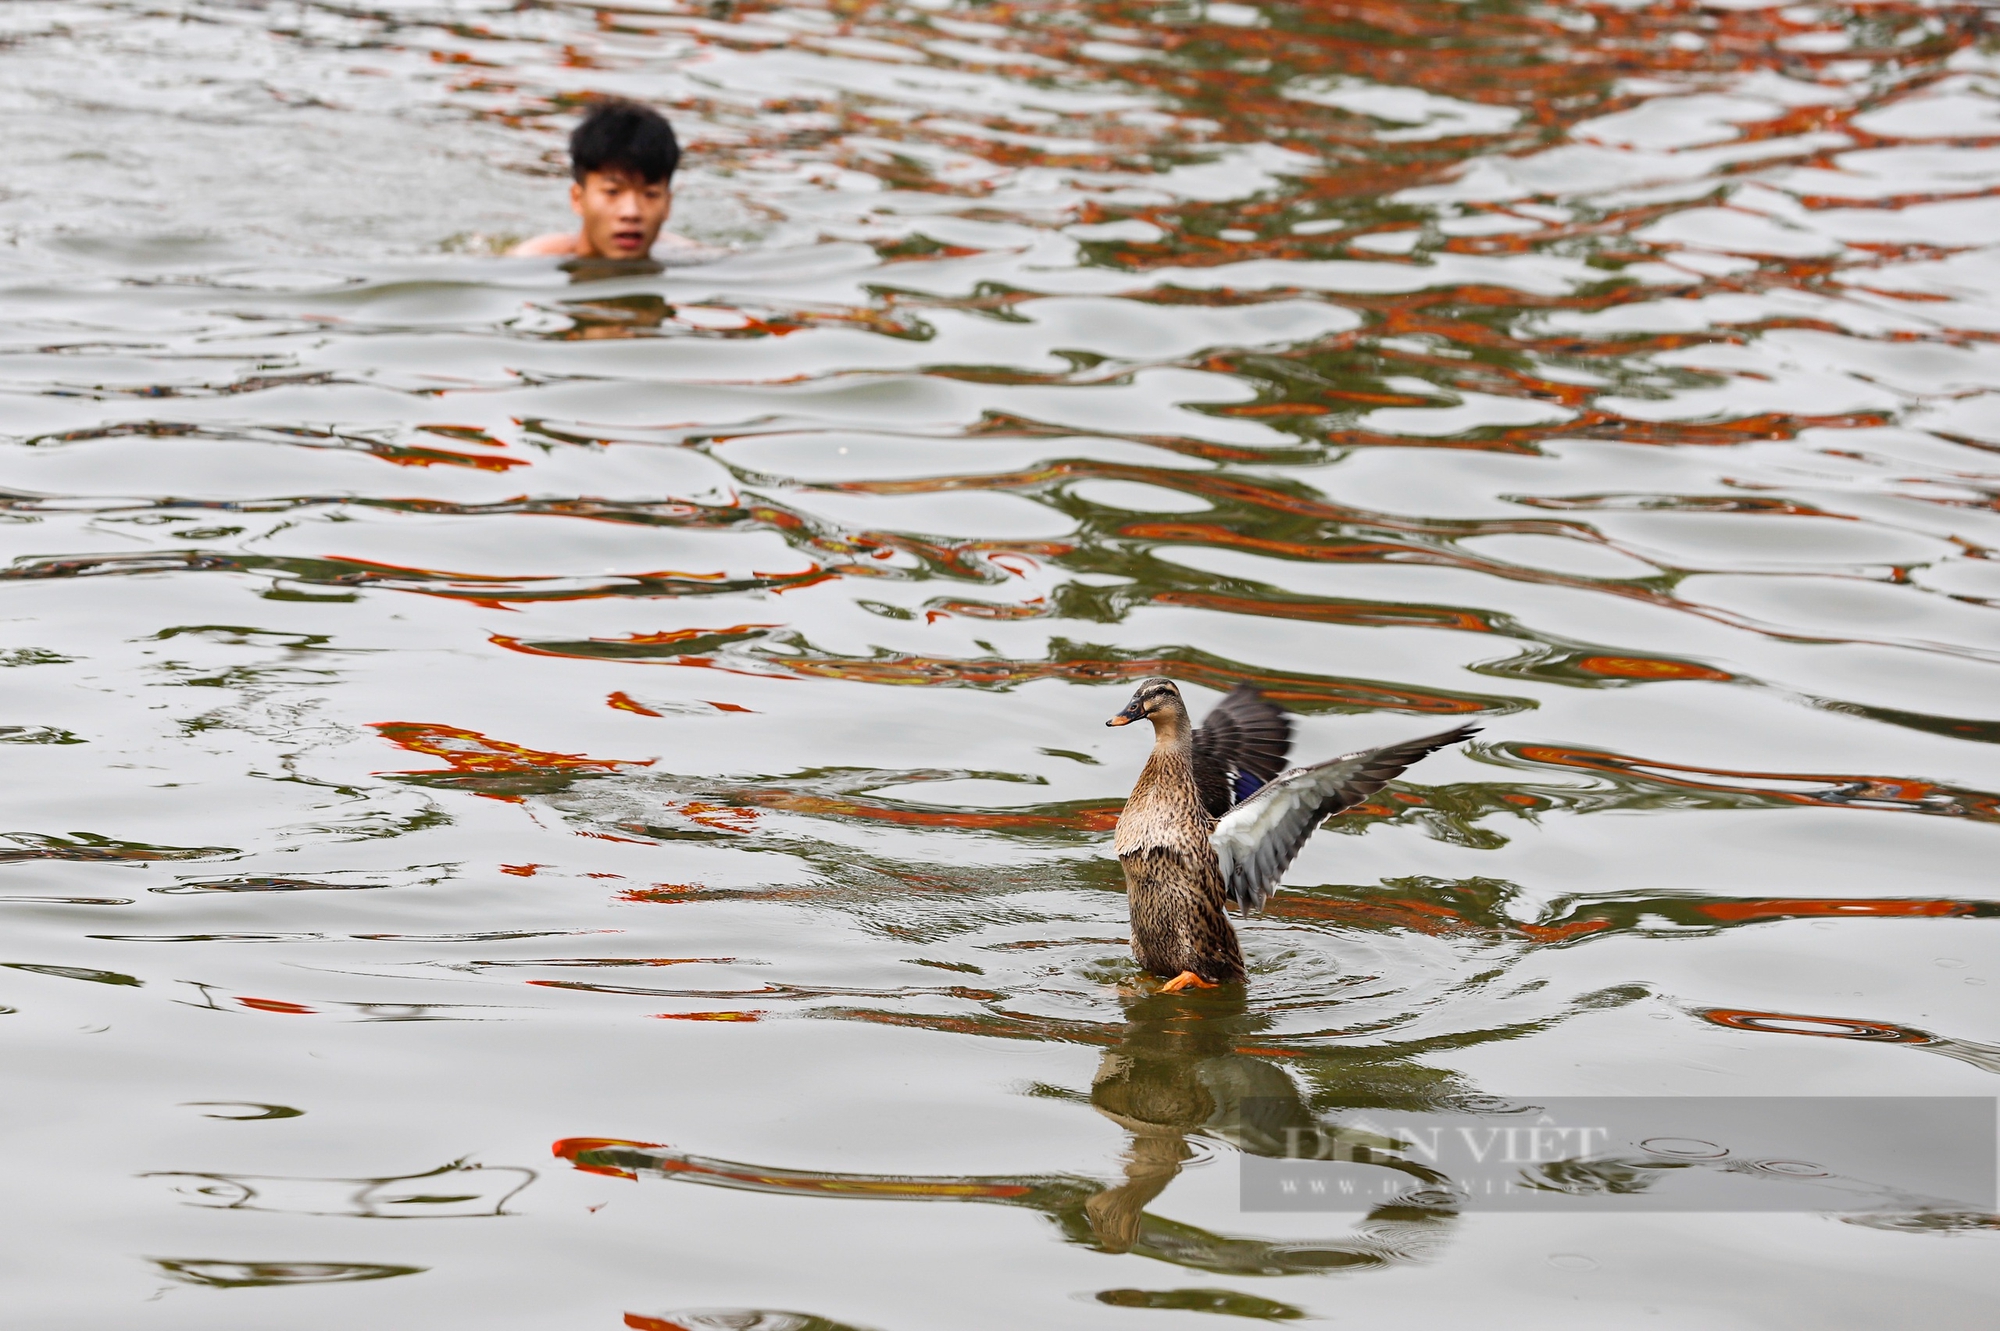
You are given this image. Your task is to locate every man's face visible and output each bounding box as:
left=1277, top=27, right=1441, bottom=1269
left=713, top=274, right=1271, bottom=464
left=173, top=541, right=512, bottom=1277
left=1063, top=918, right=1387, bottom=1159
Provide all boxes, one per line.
left=570, top=169, right=671, bottom=259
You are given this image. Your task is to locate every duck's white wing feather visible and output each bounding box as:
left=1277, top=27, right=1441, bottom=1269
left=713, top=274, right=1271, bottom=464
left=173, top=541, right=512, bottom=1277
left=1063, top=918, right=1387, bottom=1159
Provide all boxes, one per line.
left=1211, top=724, right=1480, bottom=912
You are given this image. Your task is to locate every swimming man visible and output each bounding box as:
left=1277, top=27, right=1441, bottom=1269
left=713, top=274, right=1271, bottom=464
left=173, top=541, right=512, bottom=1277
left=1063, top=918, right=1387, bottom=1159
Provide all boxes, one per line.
left=512, top=100, right=681, bottom=260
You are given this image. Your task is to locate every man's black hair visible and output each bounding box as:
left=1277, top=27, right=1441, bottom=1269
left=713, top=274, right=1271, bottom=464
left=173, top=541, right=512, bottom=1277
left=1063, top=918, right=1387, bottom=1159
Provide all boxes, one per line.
left=570, top=100, right=680, bottom=185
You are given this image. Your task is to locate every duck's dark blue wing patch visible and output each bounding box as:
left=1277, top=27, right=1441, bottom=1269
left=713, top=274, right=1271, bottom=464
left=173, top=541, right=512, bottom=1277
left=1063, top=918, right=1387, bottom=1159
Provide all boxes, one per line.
left=1191, top=684, right=1293, bottom=818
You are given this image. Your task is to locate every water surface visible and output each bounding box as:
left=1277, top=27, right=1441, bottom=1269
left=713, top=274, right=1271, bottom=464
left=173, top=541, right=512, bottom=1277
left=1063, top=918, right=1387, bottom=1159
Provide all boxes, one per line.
left=4, top=0, right=2000, bottom=1326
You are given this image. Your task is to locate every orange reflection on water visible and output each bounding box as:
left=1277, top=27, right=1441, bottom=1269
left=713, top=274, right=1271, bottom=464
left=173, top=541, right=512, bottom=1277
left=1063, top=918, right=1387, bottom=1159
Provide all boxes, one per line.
left=371, top=722, right=647, bottom=776
left=1699, top=1008, right=1934, bottom=1044
left=495, top=625, right=778, bottom=659
left=1263, top=892, right=1613, bottom=944
left=1326, top=409, right=1895, bottom=455
left=1698, top=898, right=1979, bottom=923
left=1152, top=591, right=1501, bottom=635
left=1264, top=889, right=1994, bottom=948
left=360, top=442, right=528, bottom=472
left=924, top=597, right=1050, bottom=623
left=1120, top=519, right=1640, bottom=584
left=616, top=886, right=703, bottom=904
left=1262, top=893, right=1489, bottom=938
left=670, top=800, right=759, bottom=833
left=1512, top=743, right=2000, bottom=821
left=237, top=996, right=314, bottom=1015
left=1573, top=656, right=1734, bottom=683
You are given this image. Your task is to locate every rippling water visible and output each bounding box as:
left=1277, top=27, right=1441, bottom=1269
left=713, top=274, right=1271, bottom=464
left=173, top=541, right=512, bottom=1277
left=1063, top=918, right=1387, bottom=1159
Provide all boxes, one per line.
left=6, top=0, right=2000, bottom=1325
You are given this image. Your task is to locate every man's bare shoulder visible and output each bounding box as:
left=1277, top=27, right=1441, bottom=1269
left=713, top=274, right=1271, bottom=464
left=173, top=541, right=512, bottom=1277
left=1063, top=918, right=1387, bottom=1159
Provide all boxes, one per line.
left=509, top=232, right=581, bottom=257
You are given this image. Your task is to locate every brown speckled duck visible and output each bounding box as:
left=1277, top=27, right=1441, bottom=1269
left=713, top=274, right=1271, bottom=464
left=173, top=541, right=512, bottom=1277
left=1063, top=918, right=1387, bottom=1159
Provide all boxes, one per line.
left=1106, top=678, right=1478, bottom=992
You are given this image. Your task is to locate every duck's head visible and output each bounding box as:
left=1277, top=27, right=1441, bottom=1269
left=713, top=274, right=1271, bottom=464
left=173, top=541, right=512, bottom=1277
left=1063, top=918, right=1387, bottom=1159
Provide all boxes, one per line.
left=1106, top=677, right=1185, bottom=728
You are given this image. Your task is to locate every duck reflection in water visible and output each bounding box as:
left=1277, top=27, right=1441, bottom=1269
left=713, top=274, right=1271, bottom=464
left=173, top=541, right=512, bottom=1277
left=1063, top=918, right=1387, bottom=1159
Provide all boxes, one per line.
left=1083, top=985, right=1457, bottom=1258
left=556, top=988, right=1470, bottom=1276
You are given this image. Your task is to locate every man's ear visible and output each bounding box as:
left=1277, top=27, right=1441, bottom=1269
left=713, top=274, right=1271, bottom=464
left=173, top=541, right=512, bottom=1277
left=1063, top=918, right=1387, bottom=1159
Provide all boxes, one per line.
left=569, top=181, right=585, bottom=216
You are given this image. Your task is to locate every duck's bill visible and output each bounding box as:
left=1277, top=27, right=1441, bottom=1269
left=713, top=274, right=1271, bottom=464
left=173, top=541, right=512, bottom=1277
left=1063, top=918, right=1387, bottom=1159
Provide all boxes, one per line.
left=1105, top=700, right=1144, bottom=726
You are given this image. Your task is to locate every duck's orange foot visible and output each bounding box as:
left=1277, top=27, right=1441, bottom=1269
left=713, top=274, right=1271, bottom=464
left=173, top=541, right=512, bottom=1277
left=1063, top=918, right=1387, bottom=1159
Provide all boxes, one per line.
left=1157, top=970, right=1218, bottom=994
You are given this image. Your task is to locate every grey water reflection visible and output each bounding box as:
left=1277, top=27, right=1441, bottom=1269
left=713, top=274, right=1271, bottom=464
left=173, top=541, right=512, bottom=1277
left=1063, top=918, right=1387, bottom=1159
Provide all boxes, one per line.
left=150, top=1258, right=425, bottom=1288
left=3, top=0, right=2000, bottom=1325
left=147, top=1159, right=535, bottom=1220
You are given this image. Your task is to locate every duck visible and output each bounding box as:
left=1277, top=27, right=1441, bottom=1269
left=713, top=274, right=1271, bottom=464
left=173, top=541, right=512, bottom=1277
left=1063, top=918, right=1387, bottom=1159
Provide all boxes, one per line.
left=1105, top=677, right=1478, bottom=992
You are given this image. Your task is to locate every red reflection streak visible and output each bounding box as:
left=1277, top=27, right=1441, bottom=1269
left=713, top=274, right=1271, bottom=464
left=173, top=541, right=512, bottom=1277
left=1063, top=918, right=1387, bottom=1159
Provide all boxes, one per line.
left=1697, top=899, right=1976, bottom=922
left=393, top=566, right=827, bottom=606
left=1265, top=894, right=1611, bottom=944
left=670, top=800, right=759, bottom=833
left=924, top=597, right=1050, bottom=622
left=625, top=1317, right=692, bottom=1331
left=492, top=625, right=779, bottom=661
left=237, top=997, right=314, bottom=1015
left=551, top=1137, right=1037, bottom=1199
left=1329, top=411, right=1896, bottom=455
left=1262, top=894, right=1490, bottom=937
left=367, top=446, right=526, bottom=471
left=1266, top=893, right=1986, bottom=943
left=1211, top=401, right=1334, bottom=417
left=553, top=1137, right=661, bottom=1180
left=649, top=1011, right=762, bottom=1021
left=616, top=883, right=895, bottom=905
left=1, top=544, right=848, bottom=611
left=374, top=494, right=722, bottom=525
left=370, top=722, right=648, bottom=776
left=1514, top=920, right=1616, bottom=943
left=1515, top=743, right=2000, bottom=819
left=608, top=689, right=754, bottom=714
left=617, top=884, right=706, bottom=904
left=1699, top=1008, right=1935, bottom=1044
left=1152, top=592, right=1500, bottom=635
left=1573, top=656, right=1734, bottom=683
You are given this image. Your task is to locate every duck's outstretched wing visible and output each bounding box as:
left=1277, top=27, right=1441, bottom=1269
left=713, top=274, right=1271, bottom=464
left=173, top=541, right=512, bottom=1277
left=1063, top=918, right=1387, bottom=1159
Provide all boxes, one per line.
left=1212, top=724, right=1480, bottom=911
left=1191, top=684, right=1293, bottom=818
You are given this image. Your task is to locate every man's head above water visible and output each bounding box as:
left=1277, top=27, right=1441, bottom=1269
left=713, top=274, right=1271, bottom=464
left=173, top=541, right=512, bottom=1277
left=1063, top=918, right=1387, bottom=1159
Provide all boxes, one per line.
left=512, top=100, right=680, bottom=260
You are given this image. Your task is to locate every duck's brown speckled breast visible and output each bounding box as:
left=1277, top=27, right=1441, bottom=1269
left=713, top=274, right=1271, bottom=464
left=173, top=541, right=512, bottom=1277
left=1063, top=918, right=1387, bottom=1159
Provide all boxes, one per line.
left=1115, top=750, right=1244, bottom=983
